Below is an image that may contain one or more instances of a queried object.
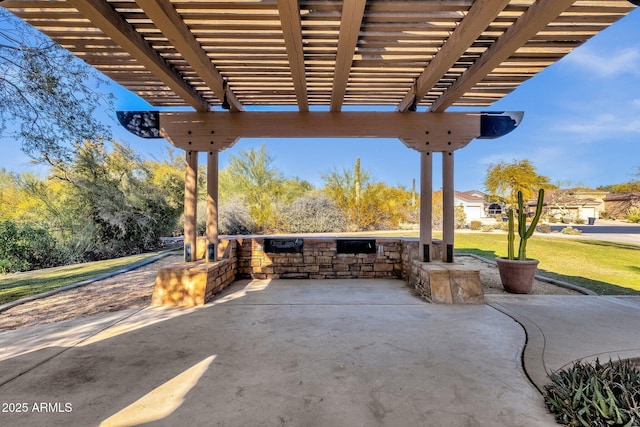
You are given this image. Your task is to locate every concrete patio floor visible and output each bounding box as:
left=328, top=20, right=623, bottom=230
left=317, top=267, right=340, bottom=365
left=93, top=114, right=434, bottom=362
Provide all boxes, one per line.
left=1, top=278, right=640, bottom=427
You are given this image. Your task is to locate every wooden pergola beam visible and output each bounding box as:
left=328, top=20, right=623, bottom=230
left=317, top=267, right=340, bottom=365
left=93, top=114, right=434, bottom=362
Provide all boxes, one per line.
left=159, top=111, right=483, bottom=152
left=136, top=0, right=244, bottom=112
left=397, top=0, right=510, bottom=112
left=66, top=0, right=210, bottom=112
left=429, top=0, right=577, bottom=112
left=331, top=0, right=367, bottom=112
left=276, top=0, right=308, bottom=112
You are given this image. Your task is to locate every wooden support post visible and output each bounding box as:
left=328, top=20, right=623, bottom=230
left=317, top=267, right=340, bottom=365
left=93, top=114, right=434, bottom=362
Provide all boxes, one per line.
left=442, top=151, right=455, bottom=263
left=420, top=151, right=433, bottom=262
left=206, top=151, right=219, bottom=262
left=184, top=150, right=198, bottom=262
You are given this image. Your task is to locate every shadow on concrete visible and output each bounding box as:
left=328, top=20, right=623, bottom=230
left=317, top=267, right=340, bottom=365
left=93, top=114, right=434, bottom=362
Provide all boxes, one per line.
left=0, top=278, right=556, bottom=427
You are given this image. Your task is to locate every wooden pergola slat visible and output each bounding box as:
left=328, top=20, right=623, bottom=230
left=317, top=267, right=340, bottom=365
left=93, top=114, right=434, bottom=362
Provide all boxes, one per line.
left=136, top=0, right=244, bottom=111
left=64, top=0, right=211, bottom=112
left=3, top=0, right=636, bottom=111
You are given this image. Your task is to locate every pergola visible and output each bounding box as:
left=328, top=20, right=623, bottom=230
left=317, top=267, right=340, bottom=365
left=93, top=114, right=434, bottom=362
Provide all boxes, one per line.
left=4, top=0, right=638, bottom=264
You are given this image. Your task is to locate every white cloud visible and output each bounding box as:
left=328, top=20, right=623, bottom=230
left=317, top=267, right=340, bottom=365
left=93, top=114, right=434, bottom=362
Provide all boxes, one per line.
left=552, top=112, right=640, bottom=142
left=564, top=47, right=640, bottom=78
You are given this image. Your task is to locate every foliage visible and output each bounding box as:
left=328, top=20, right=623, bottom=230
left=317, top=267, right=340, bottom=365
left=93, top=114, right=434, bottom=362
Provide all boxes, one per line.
left=218, top=198, right=256, bottom=235
left=0, top=220, right=61, bottom=273
left=507, top=189, right=545, bottom=260
left=322, top=158, right=417, bottom=231
left=219, top=144, right=310, bottom=232
left=538, top=223, right=552, bottom=233
left=454, top=205, right=467, bottom=229
left=279, top=193, right=347, bottom=233
left=470, top=220, right=482, bottom=230
left=48, top=141, right=182, bottom=258
left=562, top=226, right=583, bottom=235
left=543, top=358, right=640, bottom=427
left=0, top=9, right=113, bottom=164
left=626, top=207, right=640, bottom=224
left=484, top=159, right=552, bottom=207
left=0, top=143, right=183, bottom=265
left=599, top=181, right=640, bottom=194
left=322, top=157, right=370, bottom=231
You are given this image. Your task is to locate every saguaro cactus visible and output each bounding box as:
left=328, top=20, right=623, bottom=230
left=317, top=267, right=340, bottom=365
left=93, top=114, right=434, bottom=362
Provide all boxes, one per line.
left=507, top=188, right=545, bottom=260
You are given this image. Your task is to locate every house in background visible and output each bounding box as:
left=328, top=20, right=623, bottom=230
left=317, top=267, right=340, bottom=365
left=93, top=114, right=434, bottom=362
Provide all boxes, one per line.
left=455, top=190, right=488, bottom=221
left=603, top=192, right=640, bottom=219
left=538, top=189, right=607, bottom=221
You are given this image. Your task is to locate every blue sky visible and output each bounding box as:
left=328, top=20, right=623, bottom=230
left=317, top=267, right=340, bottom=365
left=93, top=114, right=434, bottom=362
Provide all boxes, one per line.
left=4, top=8, right=639, bottom=192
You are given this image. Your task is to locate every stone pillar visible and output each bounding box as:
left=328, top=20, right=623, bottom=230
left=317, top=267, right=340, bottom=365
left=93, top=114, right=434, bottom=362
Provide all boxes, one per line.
left=419, top=151, right=433, bottom=262
left=184, top=150, right=198, bottom=262
left=442, top=151, right=454, bottom=262
left=206, top=150, right=219, bottom=262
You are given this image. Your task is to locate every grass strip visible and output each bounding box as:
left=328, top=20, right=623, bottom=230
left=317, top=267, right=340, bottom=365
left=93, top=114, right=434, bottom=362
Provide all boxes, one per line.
left=0, top=251, right=170, bottom=305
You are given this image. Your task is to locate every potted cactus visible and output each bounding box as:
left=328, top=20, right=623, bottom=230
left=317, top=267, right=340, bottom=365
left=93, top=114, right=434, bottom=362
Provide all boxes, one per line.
left=496, top=188, right=545, bottom=293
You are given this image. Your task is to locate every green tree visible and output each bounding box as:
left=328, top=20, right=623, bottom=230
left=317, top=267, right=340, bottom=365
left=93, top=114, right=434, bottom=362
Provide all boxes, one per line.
left=322, top=158, right=415, bottom=231
left=47, top=141, right=182, bottom=259
left=484, top=159, right=551, bottom=207
left=322, top=157, right=372, bottom=231
left=0, top=9, right=113, bottom=164
left=0, top=220, right=61, bottom=273
left=219, top=144, right=311, bottom=232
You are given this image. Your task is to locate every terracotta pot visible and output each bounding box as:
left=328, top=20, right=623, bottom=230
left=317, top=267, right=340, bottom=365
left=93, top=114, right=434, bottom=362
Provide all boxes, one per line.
left=495, top=257, right=539, bottom=294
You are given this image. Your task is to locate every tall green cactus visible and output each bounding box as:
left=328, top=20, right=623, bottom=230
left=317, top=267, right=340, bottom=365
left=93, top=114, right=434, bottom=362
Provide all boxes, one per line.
left=506, top=188, right=545, bottom=260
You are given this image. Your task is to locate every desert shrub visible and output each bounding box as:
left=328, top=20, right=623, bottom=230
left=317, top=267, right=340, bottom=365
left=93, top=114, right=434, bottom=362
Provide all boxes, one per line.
left=218, top=198, right=256, bottom=235
left=470, top=220, right=482, bottom=230
left=454, top=205, right=467, bottom=229
left=481, top=225, right=494, bottom=232
left=544, top=358, right=640, bottom=427
left=0, top=220, right=62, bottom=273
left=537, top=223, right=551, bottom=233
left=575, top=218, right=586, bottom=225
left=279, top=193, right=347, bottom=233
left=561, top=226, right=582, bottom=235
left=626, top=207, right=640, bottom=223
left=600, top=211, right=611, bottom=220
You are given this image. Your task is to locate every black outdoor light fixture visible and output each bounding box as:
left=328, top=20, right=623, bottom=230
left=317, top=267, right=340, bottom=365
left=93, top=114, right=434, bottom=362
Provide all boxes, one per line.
left=221, top=79, right=230, bottom=110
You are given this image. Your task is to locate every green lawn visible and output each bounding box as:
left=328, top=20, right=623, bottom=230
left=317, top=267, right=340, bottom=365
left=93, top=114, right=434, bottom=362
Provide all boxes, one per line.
left=0, top=251, right=169, bottom=305
left=453, top=232, right=640, bottom=295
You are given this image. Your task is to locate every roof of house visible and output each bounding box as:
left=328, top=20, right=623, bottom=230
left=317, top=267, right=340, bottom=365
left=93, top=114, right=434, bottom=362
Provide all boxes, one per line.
left=455, top=190, right=485, bottom=203
left=603, top=192, right=640, bottom=201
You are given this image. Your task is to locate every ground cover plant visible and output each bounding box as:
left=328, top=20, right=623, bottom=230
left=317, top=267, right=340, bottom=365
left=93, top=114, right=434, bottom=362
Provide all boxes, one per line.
left=0, top=251, right=165, bottom=305
left=544, top=358, right=640, bottom=427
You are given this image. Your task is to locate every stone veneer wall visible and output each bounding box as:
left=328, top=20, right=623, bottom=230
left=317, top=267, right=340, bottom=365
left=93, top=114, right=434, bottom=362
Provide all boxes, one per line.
left=152, top=240, right=237, bottom=306
left=152, top=237, right=482, bottom=306
left=236, top=237, right=403, bottom=280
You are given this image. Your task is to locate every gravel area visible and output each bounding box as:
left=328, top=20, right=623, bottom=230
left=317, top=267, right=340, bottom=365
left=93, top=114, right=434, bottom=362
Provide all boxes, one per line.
left=0, top=254, right=582, bottom=333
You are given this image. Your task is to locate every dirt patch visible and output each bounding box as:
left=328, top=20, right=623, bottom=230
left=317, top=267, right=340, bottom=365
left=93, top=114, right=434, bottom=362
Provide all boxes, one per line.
left=0, top=254, right=582, bottom=333
left=0, top=255, right=182, bottom=332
